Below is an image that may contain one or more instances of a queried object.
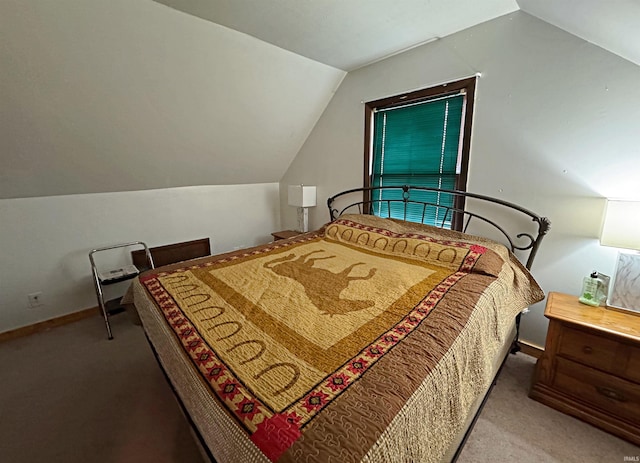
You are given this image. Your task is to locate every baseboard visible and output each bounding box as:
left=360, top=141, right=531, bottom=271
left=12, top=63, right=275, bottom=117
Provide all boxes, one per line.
left=519, top=340, right=544, bottom=359
left=0, top=307, right=99, bottom=343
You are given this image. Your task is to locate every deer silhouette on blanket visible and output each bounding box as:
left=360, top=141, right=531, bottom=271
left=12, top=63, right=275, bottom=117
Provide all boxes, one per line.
left=263, top=250, right=377, bottom=316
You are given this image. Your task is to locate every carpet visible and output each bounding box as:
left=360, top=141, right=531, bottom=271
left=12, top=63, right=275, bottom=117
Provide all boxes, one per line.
left=0, top=314, right=637, bottom=462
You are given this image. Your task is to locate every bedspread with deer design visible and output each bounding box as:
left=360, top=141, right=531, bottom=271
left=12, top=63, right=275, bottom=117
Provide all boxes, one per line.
left=132, top=214, right=544, bottom=463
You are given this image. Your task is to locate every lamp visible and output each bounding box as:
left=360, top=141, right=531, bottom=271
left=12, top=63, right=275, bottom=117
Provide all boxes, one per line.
left=600, top=199, right=640, bottom=313
left=288, top=185, right=316, bottom=233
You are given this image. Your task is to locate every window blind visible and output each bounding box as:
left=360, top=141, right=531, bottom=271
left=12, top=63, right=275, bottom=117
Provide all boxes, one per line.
left=371, top=93, right=464, bottom=227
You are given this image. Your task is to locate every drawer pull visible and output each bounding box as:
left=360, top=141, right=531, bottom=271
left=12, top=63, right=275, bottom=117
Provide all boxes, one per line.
left=582, top=346, right=593, bottom=354
left=596, top=386, right=627, bottom=402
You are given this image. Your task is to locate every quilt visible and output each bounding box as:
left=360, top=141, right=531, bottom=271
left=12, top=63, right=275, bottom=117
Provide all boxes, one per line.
left=131, top=214, right=544, bottom=463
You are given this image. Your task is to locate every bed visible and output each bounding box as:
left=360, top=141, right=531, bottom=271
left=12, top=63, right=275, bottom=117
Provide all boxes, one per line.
left=126, top=185, right=550, bottom=463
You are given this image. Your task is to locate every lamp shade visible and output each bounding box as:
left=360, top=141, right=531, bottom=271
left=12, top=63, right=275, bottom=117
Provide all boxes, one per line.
left=600, top=200, right=640, bottom=251
left=288, top=185, right=316, bottom=208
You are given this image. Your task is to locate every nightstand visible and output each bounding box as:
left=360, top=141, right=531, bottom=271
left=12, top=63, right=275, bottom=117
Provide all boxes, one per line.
left=530, top=291, right=640, bottom=445
left=271, top=230, right=302, bottom=241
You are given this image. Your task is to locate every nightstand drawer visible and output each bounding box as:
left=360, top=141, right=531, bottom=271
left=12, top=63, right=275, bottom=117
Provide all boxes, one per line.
left=625, top=346, right=640, bottom=383
left=557, top=326, right=619, bottom=373
left=554, top=357, right=640, bottom=425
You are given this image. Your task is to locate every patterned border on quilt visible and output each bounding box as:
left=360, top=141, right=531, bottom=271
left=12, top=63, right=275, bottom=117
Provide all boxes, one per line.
left=140, top=221, right=489, bottom=461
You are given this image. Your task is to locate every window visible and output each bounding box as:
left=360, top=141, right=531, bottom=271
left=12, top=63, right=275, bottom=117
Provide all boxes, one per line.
left=364, top=77, right=476, bottom=230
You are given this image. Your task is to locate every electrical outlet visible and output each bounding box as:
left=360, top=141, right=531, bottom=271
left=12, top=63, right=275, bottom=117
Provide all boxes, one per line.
left=28, top=292, right=43, bottom=308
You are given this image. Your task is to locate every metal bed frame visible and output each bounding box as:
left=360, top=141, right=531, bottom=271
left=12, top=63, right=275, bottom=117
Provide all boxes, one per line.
left=327, top=185, right=550, bottom=462
left=138, top=185, right=550, bottom=463
left=327, top=185, right=550, bottom=271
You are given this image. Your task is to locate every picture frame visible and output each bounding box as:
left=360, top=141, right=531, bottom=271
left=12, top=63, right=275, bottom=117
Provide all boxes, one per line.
left=607, top=252, right=640, bottom=315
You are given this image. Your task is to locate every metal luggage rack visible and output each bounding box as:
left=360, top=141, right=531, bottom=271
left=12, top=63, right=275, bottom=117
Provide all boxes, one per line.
left=89, top=241, right=154, bottom=340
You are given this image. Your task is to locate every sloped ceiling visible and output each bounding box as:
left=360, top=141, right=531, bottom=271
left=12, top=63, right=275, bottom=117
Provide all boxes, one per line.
left=3, top=0, right=638, bottom=199
left=0, top=0, right=344, bottom=199
left=153, top=0, right=520, bottom=71
left=518, top=0, right=640, bottom=67
left=154, top=0, right=640, bottom=70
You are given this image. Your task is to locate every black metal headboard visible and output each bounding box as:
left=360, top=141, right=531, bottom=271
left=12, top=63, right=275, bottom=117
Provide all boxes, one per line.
left=327, top=185, right=551, bottom=270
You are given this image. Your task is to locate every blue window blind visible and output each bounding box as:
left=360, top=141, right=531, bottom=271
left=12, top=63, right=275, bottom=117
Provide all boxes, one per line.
left=371, top=93, right=465, bottom=228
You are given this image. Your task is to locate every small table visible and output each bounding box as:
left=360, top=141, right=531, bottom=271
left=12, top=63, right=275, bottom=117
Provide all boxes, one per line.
left=529, top=291, right=640, bottom=445
left=271, top=230, right=302, bottom=241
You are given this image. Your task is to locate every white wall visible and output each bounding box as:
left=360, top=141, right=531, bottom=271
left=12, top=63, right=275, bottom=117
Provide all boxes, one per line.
left=280, top=11, right=640, bottom=346
left=0, top=0, right=344, bottom=199
left=0, top=183, right=279, bottom=333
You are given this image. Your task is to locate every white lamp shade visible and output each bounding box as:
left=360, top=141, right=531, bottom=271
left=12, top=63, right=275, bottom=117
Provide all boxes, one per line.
left=600, top=200, right=640, bottom=251
left=288, top=185, right=316, bottom=208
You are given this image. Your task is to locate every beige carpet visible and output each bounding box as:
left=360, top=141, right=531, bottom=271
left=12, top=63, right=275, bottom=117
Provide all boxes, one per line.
left=1, top=314, right=638, bottom=463
left=0, top=314, right=204, bottom=463
left=457, top=350, right=639, bottom=463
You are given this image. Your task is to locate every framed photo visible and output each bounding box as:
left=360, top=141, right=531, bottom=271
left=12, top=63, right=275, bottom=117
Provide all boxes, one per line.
left=607, top=252, right=640, bottom=314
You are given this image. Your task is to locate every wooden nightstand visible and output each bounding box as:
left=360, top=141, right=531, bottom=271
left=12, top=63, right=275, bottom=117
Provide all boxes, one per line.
left=271, top=230, right=302, bottom=241
left=530, top=292, right=640, bottom=445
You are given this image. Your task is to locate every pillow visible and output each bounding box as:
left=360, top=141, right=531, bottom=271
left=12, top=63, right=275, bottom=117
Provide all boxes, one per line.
left=324, top=214, right=507, bottom=277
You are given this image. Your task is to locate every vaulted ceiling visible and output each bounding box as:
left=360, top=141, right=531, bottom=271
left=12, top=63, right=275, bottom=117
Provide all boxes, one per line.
left=2, top=0, right=638, bottom=199
left=0, top=0, right=345, bottom=199
left=155, top=0, right=640, bottom=70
